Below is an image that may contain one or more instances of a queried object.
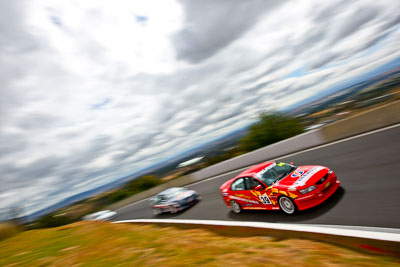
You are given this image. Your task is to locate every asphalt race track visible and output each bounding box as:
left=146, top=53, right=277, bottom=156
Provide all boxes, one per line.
left=114, top=125, right=400, bottom=228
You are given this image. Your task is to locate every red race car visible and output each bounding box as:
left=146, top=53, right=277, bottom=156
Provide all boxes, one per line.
left=220, top=161, right=340, bottom=214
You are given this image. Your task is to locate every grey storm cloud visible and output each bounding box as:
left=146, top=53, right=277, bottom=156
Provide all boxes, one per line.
left=20, top=156, right=61, bottom=180
left=311, top=0, right=346, bottom=23
left=17, top=113, right=60, bottom=130
left=309, top=53, right=339, bottom=70
left=173, top=0, right=285, bottom=63
left=0, top=156, right=62, bottom=195
left=112, top=151, right=132, bottom=162
left=0, top=133, right=27, bottom=157
left=0, top=0, right=36, bottom=53
left=291, top=26, right=326, bottom=59
left=66, top=135, right=113, bottom=166
left=330, top=6, right=380, bottom=43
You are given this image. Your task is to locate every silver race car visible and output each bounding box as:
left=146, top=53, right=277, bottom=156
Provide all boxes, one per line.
left=150, top=187, right=201, bottom=215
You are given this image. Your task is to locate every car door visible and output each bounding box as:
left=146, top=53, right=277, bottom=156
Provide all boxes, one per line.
left=244, top=177, right=270, bottom=208
left=230, top=177, right=255, bottom=207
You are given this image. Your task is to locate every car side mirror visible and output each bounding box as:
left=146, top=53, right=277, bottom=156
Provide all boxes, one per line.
left=254, top=185, right=263, bottom=191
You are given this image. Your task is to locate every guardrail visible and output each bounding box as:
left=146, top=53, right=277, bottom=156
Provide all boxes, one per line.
left=320, top=100, right=400, bottom=142
left=107, top=100, right=400, bottom=211
left=114, top=219, right=400, bottom=257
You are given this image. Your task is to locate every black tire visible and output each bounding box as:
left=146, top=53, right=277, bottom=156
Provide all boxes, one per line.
left=278, top=196, right=297, bottom=215
left=230, top=200, right=242, bottom=214
left=152, top=208, right=162, bottom=215
left=168, top=205, right=178, bottom=214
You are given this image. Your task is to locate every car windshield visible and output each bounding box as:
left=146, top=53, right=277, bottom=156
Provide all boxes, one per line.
left=255, top=162, right=296, bottom=186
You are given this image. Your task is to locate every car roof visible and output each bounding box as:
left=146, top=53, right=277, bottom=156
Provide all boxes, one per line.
left=90, top=210, right=111, bottom=216
left=158, top=187, right=184, bottom=195
left=237, top=161, right=275, bottom=177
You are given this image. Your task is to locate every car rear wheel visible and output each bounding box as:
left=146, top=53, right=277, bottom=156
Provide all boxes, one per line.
left=152, top=208, right=162, bottom=215
left=278, top=196, right=296, bottom=215
left=230, top=200, right=242, bottom=214
left=168, top=205, right=178, bottom=214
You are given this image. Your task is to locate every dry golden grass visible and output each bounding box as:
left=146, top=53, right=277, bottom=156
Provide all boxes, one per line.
left=0, top=221, right=398, bottom=267
left=0, top=222, right=20, bottom=241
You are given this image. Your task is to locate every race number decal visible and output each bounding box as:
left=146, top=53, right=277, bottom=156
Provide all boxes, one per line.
left=293, top=167, right=324, bottom=186
left=259, top=194, right=271, bottom=205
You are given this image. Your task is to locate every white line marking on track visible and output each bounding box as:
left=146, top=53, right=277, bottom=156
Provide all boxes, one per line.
left=113, top=219, right=400, bottom=242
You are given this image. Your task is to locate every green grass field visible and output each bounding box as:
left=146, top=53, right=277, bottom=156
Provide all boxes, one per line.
left=0, top=221, right=398, bottom=266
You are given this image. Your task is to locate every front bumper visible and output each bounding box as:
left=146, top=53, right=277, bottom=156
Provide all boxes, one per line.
left=294, top=175, right=340, bottom=211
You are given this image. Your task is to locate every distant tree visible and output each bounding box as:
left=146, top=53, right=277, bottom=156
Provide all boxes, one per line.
left=106, top=190, right=132, bottom=203
left=239, top=112, right=304, bottom=152
left=37, top=213, right=74, bottom=228
left=126, top=175, right=161, bottom=193
left=203, top=146, right=246, bottom=167
left=101, top=175, right=163, bottom=204
left=204, top=154, right=228, bottom=167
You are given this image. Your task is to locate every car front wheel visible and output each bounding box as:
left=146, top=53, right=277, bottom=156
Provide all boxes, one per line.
left=278, top=196, right=296, bottom=215
left=230, top=200, right=242, bottom=214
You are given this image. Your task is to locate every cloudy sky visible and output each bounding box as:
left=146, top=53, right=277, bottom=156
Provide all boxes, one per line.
left=1, top=0, right=399, bottom=218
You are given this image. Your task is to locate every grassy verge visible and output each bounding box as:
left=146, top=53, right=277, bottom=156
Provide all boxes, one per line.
left=0, top=222, right=20, bottom=241
left=0, top=221, right=398, bottom=266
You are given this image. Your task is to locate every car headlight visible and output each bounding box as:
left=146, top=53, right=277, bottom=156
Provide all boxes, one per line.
left=299, top=185, right=317, bottom=195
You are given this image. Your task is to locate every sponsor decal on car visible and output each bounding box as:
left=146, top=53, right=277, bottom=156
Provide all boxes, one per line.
left=293, top=167, right=324, bottom=186
left=243, top=207, right=268, bottom=210
left=291, top=170, right=304, bottom=178
left=230, top=195, right=259, bottom=204
left=234, top=193, right=252, bottom=199
left=288, top=192, right=298, bottom=199
left=281, top=190, right=290, bottom=196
